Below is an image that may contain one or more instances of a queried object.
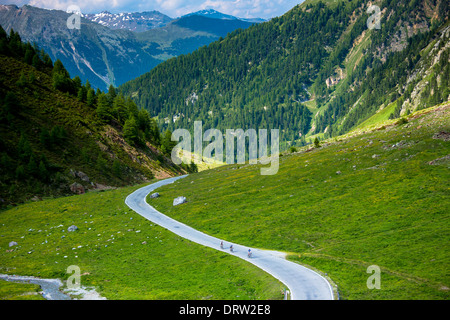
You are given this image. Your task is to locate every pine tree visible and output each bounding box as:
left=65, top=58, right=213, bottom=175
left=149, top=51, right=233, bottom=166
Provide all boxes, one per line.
left=28, top=71, right=36, bottom=84
left=86, top=88, right=96, bottom=107
left=53, top=59, right=70, bottom=78
left=40, top=49, right=53, bottom=67
left=126, top=97, right=139, bottom=119
left=38, top=160, right=49, bottom=182
left=15, top=165, right=26, bottom=180
left=0, top=25, right=7, bottom=41
left=4, top=92, right=20, bottom=115
left=27, top=154, right=39, bottom=176
left=40, top=127, right=51, bottom=148
left=96, top=93, right=112, bottom=121
left=161, top=130, right=176, bottom=155
left=112, top=159, right=122, bottom=178
left=32, top=53, right=42, bottom=69
left=314, top=137, right=320, bottom=148
left=123, top=116, right=140, bottom=145
left=108, top=85, right=117, bottom=105
left=24, top=45, right=34, bottom=65
left=113, top=95, right=127, bottom=123
left=52, top=59, right=73, bottom=93
left=77, top=87, right=86, bottom=102
left=17, top=134, right=32, bottom=162
left=16, top=72, right=27, bottom=87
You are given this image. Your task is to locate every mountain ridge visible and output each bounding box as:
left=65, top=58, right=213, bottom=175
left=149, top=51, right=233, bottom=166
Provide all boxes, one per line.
left=119, top=0, right=449, bottom=149
left=84, top=10, right=173, bottom=32
left=0, top=4, right=258, bottom=91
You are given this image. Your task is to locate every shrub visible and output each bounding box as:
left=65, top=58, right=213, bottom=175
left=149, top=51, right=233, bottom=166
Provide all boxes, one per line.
left=314, top=137, right=321, bottom=148
left=396, top=117, right=408, bottom=125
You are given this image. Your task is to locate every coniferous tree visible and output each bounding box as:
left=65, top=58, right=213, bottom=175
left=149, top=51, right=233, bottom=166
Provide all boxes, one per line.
left=38, top=160, right=49, bottom=181
left=113, top=95, right=127, bottom=123
left=86, top=88, right=96, bottom=107
left=27, top=153, right=39, bottom=176
left=16, top=72, right=27, bottom=87
left=4, top=92, right=20, bottom=115
left=17, top=134, right=32, bottom=162
left=314, top=137, right=320, bottom=148
left=31, top=53, right=42, bottom=69
left=40, top=127, right=51, bottom=148
left=161, top=130, right=176, bottom=155
left=96, top=92, right=112, bottom=121
left=15, top=165, right=26, bottom=180
left=123, top=116, right=140, bottom=146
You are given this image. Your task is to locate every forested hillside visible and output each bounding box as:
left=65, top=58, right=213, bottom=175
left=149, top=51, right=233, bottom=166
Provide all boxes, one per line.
left=0, top=27, right=189, bottom=207
left=119, top=0, right=449, bottom=149
left=0, top=5, right=257, bottom=91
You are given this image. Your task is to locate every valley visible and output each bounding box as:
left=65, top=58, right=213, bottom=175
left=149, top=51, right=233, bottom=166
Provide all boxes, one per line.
left=0, top=5, right=258, bottom=90
left=0, top=0, right=448, bottom=304
left=147, top=103, right=450, bottom=300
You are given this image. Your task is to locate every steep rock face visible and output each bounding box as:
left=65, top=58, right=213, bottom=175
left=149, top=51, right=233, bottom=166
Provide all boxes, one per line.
left=400, top=24, right=450, bottom=115
left=325, top=67, right=345, bottom=88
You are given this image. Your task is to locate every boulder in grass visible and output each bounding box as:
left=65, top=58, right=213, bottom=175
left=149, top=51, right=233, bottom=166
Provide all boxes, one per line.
left=149, top=193, right=160, bottom=199
left=173, top=196, right=187, bottom=206
left=68, top=225, right=78, bottom=232
left=70, top=182, right=85, bottom=194
left=9, top=241, right=18, bottom=247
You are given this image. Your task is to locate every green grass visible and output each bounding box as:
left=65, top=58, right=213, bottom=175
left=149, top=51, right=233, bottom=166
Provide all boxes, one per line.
left=0, top=184, right=283, bottom=300
left=0, top=280, right=45, bottom=300
left=148, top=105, right=450, bottom=300
left=353, top=101, right=398, bottom=131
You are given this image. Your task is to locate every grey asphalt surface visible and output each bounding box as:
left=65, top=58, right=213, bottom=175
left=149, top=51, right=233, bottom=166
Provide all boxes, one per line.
left=125, top=175, right=335, bottom=300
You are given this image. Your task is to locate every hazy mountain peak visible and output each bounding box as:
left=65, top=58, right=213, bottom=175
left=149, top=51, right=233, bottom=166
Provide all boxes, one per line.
left=84, top=10, right=173, bottom=32
left=183, top=9, right=238, bottom=20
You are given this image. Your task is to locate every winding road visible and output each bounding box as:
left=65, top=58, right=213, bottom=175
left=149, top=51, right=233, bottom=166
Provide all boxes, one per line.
left=125, top=175, right=335, bottom=300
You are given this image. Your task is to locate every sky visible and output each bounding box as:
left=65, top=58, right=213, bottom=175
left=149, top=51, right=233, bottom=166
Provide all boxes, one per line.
left=0, top=0, right=305, bottom=19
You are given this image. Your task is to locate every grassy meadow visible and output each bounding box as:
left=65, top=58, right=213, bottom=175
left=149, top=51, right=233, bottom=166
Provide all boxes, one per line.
left=0, top=184, right=283, bottom=300
left=148, top=105, right=450, bottom=300
left=0, top=279, right=45, bottom=300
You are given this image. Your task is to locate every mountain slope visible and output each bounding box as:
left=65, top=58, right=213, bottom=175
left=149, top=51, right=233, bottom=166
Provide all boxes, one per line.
left=182, top=9, right=266, bottom=23
left=0, top=28, right=185, bottom=207
left=312, top=0, right=450, bottom=137
left=148, top=103, right=450, bottom=299
left=0, top=4, right=162, bottom=90
left=134, top=15, right=254, bottom=58
left=119, top=0, right=449, bottom=148
left=0, top=5, right=258, bottom=91
left=182, top=9, right=242, bottom=20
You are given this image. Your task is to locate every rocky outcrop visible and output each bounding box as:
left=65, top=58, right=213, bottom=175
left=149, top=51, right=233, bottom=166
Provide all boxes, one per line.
left=69, top=169, right=90, bottom=182
left=70, top=183, right=85, bottom=195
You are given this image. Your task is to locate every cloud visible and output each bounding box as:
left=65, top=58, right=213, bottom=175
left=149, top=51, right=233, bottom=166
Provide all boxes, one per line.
left=1, top=0, right=303, bottom=19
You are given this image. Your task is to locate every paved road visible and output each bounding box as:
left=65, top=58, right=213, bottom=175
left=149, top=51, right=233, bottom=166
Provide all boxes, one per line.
left=125, top=175, right=334, bottom=300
